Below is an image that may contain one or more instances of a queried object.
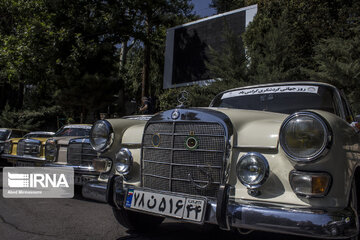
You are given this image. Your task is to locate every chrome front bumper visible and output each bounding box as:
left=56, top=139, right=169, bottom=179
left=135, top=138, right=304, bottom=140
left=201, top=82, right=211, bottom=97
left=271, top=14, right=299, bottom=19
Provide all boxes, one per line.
left=1, top=153, right=46, bottom=162
left=44, top=163, right=98, bottom=174
left=107, top=176, right=358, bottom=239
left=45, top=163, right=100, bottom=186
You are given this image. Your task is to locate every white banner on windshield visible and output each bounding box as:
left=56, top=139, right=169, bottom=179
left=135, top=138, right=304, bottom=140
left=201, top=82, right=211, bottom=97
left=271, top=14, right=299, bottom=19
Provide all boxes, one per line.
left=221, top=85, right=319, bottom=99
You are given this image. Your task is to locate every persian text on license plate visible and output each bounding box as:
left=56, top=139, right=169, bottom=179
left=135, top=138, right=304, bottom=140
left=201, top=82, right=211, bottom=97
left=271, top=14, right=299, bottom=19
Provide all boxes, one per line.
left=125, top=189, right=206, bottom=222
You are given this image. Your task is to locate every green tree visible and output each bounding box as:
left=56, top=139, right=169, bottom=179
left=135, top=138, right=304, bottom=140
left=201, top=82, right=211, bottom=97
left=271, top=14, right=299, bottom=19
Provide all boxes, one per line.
left=126, top=0, right=195, bottom=99
left=243, top=0, right=359, bottom=84
left=308, top=26, right=360, bottom=114
left=205, top=25, right=249, bottom=90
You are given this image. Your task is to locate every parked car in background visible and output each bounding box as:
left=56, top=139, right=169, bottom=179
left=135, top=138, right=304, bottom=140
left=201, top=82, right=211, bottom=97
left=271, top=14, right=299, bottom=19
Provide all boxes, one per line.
left=45, top=124, right=94, bottom=186
left=87, top=82, right=360, bottom=239
left=0, top=129, right=28, bottom=155
left=2, top=131, right=55, bottom=166
left=44, top=124, right=92, bottom=164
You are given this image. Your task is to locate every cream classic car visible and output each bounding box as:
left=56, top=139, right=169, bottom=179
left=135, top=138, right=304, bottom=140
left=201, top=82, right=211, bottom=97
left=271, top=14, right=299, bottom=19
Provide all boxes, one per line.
left=86, top=82, right=360, bottom=239
left=44, top=124, right=95, bottom=185
left=44, top=124, right=92, bottom=163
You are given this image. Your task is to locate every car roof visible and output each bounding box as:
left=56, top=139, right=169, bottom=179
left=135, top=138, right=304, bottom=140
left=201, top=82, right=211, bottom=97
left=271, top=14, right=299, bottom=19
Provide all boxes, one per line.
left=62, top=124, right=92, bottom=129
left=26, top=131, right=55, bottom=135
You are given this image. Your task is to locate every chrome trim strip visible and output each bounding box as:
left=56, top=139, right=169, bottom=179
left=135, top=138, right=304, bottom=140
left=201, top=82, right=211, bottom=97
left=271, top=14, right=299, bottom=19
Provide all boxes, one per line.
left=142, top=159, right=223, bottom=169
left=144, top=133, right=225, bottom=137
left=1, top=154, right=45, bottom=161
left=143, top=146, right=224, bottom=153
left=44, top=163, right=98, bottom=173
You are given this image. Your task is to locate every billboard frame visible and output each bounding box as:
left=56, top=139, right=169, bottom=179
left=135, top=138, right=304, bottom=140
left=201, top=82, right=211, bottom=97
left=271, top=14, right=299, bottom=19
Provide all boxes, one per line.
left=163, top=4, right=257, bottom=89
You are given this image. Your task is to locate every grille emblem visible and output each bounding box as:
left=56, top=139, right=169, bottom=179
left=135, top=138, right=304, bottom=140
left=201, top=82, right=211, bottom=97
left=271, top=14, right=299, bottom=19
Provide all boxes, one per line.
left=185, top=135, right=199, bottom=150
left=152, top=133, right=161, bottom=147
left=171, top=110, right=180, bottom=120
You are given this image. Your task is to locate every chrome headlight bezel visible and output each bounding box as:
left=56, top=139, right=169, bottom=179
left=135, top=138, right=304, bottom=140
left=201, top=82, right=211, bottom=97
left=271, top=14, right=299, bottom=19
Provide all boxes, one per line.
left=114, top=148, right=133, bottom=176
left=45, top=139, right=57, bottom=161
left=280, top=112, right=332, bottom=163
left=90, top=120, right=114, bottom=152
left=236, top=152, right=270, bottom=189
left=3, top=141, right=12, bottom=154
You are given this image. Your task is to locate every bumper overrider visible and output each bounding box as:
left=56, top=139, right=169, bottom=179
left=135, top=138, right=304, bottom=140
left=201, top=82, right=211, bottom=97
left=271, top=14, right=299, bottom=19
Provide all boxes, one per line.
left=86, top=175, right=358, bottom=239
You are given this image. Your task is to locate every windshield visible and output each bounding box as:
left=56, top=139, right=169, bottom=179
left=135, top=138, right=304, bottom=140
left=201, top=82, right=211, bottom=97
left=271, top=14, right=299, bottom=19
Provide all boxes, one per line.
left=0, top=130, right=10, bottom=141
left=211, top=85, right=339, bottom=115
left=55, top=127, right=91, bottom=137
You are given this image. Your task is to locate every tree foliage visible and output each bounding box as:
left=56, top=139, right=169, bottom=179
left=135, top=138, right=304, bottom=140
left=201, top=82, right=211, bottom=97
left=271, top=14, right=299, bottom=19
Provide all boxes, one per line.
left=308, top=26, right=360, bottom=114
left=0, top=0, right=195, bottom=128
left=1, top=0, right=360, bottom=128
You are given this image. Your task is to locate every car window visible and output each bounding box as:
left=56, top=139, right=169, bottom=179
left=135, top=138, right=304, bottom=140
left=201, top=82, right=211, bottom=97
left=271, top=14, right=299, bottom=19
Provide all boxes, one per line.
left=55, top=127, right=91, bottom=137
left=0, top=130, right=10, bottom=141
left=10, top=130, right=26, bottom=138
left=211, top=85, right=339, bottom=115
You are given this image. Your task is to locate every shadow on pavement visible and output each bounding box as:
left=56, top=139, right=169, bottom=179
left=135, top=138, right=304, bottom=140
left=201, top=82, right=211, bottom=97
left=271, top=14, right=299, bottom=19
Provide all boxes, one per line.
left=115, top=222, right=313, bottom=240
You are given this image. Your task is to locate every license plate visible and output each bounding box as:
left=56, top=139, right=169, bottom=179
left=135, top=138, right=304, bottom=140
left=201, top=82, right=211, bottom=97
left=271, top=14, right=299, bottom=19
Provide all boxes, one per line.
left=74, top=175, right=95, bottom=185
left=74, top=175, right=86, bottom=185
left=16, top=161, right=34, bottom=167
left=125, top=189, right=206, bottom=222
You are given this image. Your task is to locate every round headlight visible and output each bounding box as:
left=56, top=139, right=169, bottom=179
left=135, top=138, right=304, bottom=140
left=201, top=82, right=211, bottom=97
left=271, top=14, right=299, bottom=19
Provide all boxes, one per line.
left=3, top=141, right=11, bottom=154
left=280, top=112, right=331, bottom=162
left=236, top=152, right=269, bottom=189
left=115, top=148, right=133, bottom=175
left=90, top=120, right=114, bottom=152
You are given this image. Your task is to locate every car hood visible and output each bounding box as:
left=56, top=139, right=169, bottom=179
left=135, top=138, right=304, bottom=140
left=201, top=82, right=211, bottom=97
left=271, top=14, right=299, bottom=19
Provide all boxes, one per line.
left=204, top=108, right=288, bottom=149
left=147, top=107, right=288, bottom=149
left=7, top=138, right=22, bottom=144
left=30, top=137, right=51, bottom=144
left=51, top=136, right=85, bottom=145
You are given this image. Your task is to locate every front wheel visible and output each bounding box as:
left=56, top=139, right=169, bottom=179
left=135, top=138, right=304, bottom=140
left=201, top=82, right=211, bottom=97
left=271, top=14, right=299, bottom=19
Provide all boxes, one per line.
left=112, top=207, right=164, bottom=232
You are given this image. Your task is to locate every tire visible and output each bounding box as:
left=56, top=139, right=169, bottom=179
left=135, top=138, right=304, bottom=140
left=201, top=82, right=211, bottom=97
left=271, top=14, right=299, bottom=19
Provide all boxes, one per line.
left=350, top=180, right=359, bottom=240
left=112, top=207, right=164, bottom=232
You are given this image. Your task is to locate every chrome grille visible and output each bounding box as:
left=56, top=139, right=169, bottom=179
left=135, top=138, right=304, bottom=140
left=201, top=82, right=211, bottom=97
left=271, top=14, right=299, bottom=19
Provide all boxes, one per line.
left=67, top=141, right=97, bottom=167
left=17, top=140, right=41, bottom=156
left=142, top=122, right=226, bottom=198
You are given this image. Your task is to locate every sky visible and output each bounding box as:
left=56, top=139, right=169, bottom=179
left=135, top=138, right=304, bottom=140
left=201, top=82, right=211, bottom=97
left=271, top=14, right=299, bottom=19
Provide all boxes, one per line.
left=191, top=0, right=216, bottom=17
